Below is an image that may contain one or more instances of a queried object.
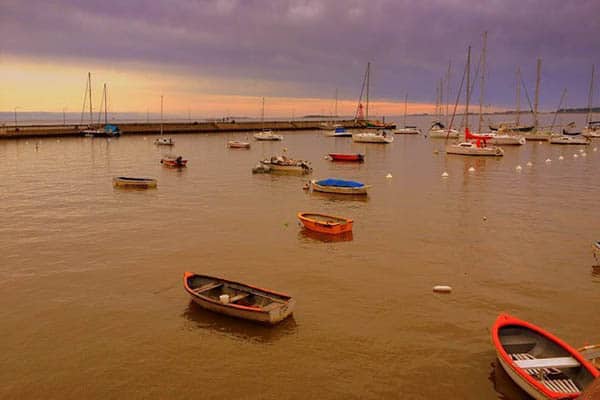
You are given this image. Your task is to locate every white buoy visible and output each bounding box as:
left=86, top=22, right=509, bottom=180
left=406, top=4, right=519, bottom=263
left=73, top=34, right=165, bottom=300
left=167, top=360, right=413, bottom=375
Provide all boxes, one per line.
left=433, top=285, right=452, bottom=294
left=558, top=156, right=564, bottom=160
left=442, top=172, right=449, bottom=178
left=386, top=173, right=393, bottom=178
left=468, top=166, right=475, bottom=172
left=593, top=147, right=598, bottom=152
left=579, top=149, right=584, bottom=153
left=574, top=154, right=579, bottom=158
left=582, top=152, right=587, bottom=157
left=515, top=165, right=522, bottom=171
left=545, top=158, right=551, bottom=163
left=526, top=162, right=532, bottom=167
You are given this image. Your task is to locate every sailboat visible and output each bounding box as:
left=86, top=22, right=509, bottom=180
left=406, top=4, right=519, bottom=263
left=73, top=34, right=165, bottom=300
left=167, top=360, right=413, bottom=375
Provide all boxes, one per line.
left=394, top=94, right=421, bottom=134
left=428, top=70, right=459, bottom=139
left=154, top=95, right=174, bottom=145
left=79, top=73, right=120, bottom=137
left=583, top=65, right=600, bottom=138
left=446, top=42, right=504, bottom=157
left=324, top=89, right=351, bottom=137
left=352, top=63, right=394, bottom=144
left=521, top=59, right=552, bottom=141
left=253, top=97, right=283, bottom=141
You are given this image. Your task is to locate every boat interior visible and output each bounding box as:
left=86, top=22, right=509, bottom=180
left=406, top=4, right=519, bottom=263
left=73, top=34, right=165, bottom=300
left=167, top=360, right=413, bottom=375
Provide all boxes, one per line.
left=187, top=275, right=287, bottom=310
left=499, top=326, right=596, bottom=394
left=301, top=214, right=347, bottom=224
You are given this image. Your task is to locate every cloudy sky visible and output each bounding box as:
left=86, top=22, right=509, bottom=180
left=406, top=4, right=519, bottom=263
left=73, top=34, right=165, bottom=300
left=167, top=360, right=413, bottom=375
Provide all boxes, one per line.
left=1, top=0, right=599, bottom=117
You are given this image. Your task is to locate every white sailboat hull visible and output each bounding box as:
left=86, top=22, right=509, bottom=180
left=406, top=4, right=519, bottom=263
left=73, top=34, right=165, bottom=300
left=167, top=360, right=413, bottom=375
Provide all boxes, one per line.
left=352, top=132, right=393, bottom=143
left=446, top=142, right=504, bottom=156
left=549, top=135, right=591, bottom=145
left=428, top=129, right=459, bottom=139
left=488, top=134, right=526, bottom=145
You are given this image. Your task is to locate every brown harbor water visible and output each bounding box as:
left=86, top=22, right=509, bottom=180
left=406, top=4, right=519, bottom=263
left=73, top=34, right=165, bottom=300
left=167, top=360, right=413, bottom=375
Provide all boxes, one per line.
left=1, top=114, right=599, bottom=399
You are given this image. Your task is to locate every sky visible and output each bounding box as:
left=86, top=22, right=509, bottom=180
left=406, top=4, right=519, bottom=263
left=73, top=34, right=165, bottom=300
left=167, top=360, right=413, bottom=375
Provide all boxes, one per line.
left=1, top=0, right=599, bottom=118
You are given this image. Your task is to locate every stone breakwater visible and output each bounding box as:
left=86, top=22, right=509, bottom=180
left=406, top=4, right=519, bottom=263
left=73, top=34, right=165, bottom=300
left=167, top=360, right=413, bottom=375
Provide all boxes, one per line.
left=0, top=119, right=361, bottom=139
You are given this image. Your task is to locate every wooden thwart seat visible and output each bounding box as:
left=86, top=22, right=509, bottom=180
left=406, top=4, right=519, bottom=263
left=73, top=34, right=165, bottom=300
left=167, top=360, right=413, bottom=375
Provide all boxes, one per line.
left=514, top=357, right=580, bottom=369
left=192, top=282, right=223, bottom=294
left=229, top=292, right=250, bottom=303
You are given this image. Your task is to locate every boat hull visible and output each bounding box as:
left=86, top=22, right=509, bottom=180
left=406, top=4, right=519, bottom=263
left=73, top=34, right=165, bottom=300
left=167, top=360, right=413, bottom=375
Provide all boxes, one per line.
left=161, top=158, right=187, bottom=167
left=297, top=212, right=353, bottom=234
left=328, top=153, right=364, bottom=162
left=394, top=127, right=421, bottom=135
left=488, top=135, right=526, bottom=145
left=183, top=272, right=295, bottom=325
left=523, top=132, right=552, bottom=141
left=254, top=132, right=283, bottom=141
left=113, top=177, right=157, bottom=188
left=260, top=161, right=312, bottom=174
left=446, top=144, right=504, bottom=156
left=352, top=132, right=393, bottom=143
left=492, top=313, right=599, bottom=400
left=311, top=180, right=369, bottom=195
left=227, top=141, right=251, bottom=148
left=428, top=129, right=459, bottom=139
left=549, top=136, right=591, bottom=145
left=593, top=241, right=600, bottom=264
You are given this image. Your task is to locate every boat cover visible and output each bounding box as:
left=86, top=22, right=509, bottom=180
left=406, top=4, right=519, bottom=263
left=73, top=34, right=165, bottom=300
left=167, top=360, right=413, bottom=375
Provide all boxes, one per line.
left=316, top=179, right=364, bottom=188
left=335, top=127, right=347, bottom=133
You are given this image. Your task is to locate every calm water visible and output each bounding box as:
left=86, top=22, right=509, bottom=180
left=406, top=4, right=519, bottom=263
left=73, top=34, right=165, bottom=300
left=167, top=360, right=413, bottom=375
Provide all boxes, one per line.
left=1, top=114, right=599, bottom=399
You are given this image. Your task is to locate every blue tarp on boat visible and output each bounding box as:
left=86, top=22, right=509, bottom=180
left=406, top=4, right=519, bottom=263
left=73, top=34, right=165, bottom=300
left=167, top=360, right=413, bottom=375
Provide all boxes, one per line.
left=316, top=178, right=364, bottom=188
left=335, top=127, right=347, bottom=133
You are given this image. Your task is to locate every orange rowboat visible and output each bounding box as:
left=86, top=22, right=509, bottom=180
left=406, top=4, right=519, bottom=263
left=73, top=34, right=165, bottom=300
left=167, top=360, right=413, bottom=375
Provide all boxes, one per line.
left=297, top=212, right=353, bottom=234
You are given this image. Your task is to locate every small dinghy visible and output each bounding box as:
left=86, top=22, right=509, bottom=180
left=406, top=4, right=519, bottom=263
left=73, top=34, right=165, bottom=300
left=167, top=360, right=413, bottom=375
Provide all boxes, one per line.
left=260, top=155, right=312, bottom=174
left=160, top=155, right=187, bottom=167
left=227, top=140, right=251, bottom=149
left=183, top=272, right=295, bottom=325
left=297, top=212, right=353, bottom=234
left=113, top=176, right=157, bottom=188
left=328, top=153, right=364, bottom=162
left=593, top=241, right=600, bottom=264
left=311, top=178, right=369, bottom=195
left=492, top=313, right=599, bottom=399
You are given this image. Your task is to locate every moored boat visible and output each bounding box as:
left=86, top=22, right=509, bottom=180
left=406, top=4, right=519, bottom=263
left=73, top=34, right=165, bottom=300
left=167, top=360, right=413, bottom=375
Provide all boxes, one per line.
left=446, top=140, right=504, bottom=156
left=549, top=135, right=591, bottom=145
left=593, top=241, right=600, bottom=263
left=352, top=130, right=393, bottom=143
left=155, top=137, right=174, bottom=145
left=297, top=212, right=353, bottom=234
left=324, top=126, right=352, bottom=137
left=254, top=130, right=283, bottom=141
left=492, top=313, right=599, bottom=399
left=113, top=176, right=157, bottom=188
left=260, top=155, right=312, bottom=174
left=183, top=272, right=295, bottom=324
left=227, top=140, right=251, bottom=149
left=328, top=153, right=364, bottom=162
left=428, top=122, right=459, bottom=138
left=394, top=126, right=421, bottom=135
left=160, top=155, right=187, bottom=167
left=311, top=178, right=369, bottom=195
left=487, top=132, right=526, bottom=145
left=583, top=122, right=600, bottom=138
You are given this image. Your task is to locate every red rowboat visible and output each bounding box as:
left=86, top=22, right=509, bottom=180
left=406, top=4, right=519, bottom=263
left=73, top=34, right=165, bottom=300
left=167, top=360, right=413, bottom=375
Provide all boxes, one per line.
left=161, top=156, right=187, bottom=167
left=297, top=212, right=353, bottom=234
left=328, top=153, right=364, bottom=162
left=492, top=313, right=599, bottom=399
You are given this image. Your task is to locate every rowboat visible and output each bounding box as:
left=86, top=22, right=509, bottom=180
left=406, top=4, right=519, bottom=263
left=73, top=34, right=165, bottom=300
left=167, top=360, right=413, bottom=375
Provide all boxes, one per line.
left=297, top=212, right=353, bottom=234
left=311, top=178, right=369, bottom=195
left=549, top=135, right=591, bottom=145
left=328, top=153, right=364, bottom=162
left=227, top=140, right=251, bottom=149
left=593, top=241, right=600, bottom=264
left=113, top=176, right=157, bottom=188
left=183, top=272, right=295, bottom=324
left=160, top=156, right=187, bottom=167
left=352, top=131, right=393, bottom=143
left=492, top=313, right=599, bottom=399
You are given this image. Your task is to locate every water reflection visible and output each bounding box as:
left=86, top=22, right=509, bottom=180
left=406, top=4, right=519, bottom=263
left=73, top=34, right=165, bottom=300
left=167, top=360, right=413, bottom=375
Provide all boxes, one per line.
left=489, top=360, right=531, bottom=400
left=181, top=301, right=298, bottom=343
left=297, top=229, right=353, bottom=243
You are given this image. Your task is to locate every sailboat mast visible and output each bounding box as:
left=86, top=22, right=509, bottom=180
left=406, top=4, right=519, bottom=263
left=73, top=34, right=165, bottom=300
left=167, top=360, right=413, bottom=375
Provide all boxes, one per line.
left=533, top=58, right=541, bottom=131
left=478, top=31, right=487, bottom=133
left=88, top=72, right=93, bottom=126
left=439, top=77, right=444, bottom=122
left=465, top=46, right=471, bottom=131
left=586, top=64, right=595, bottom=125
left=516, top=67, right=521, bottom=126
left=366, top=62, right=370, bottom=121
left=261, top=97, right=265, bottom=130
left=403, top=93, right=408, bottom=127
left=435, top=83, right=440, bottom=121
left=445, top=60, right=451, bottom=125
left=160, top=95, right=164, bottom=136
left=334, top=88, right=338, bottom=120
left=104, top=83, right=108, bottom=125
